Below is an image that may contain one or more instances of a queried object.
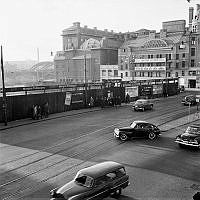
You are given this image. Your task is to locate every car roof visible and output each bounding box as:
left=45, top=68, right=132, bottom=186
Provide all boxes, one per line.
left=189, top=124, right=200, bottom=128
left=133, top=120, right=149, bottom=124
left=78, top=161, right=124, bottom=178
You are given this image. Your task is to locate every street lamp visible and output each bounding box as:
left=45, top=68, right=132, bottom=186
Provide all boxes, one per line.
left=84, top=51, right=87, bottom=107
left=1, top=45, right=7, bottom=126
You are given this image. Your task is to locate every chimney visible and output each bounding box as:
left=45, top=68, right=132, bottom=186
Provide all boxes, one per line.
left=73, top=22, right=80, bottom=28
left=104, top=29, right=108, bottom=32
left=93, top=27, right=97, bottom=30
left=160, top=29, right=167, bottom=39
left=84, top=25, right=88, bottom=29
left=149, top=30, right=156, bottom=39
left=189, top=7, right=194, bottom=29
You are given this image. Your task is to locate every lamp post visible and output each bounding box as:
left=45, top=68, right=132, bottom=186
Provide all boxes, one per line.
left=1, top=45, right=7, bottom=126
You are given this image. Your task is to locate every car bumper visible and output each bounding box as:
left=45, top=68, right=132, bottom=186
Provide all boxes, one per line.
left=114, top=131, right=119, bottom=138
left=175, top=139, right=200, bottom=147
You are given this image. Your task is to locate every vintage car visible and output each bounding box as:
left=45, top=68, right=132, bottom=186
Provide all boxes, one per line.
left=114, top=120, right=161, bottom=141
left=175, top=124, right=200, bottom=148
left=132, top=99, right=153, bottom=111
left=50, top=161, right=129, bottom=200
left=181, top=95, right=197, bottom=106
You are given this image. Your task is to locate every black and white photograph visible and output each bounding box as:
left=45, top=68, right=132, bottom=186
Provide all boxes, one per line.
left=0, top=0, right=200, bottom=199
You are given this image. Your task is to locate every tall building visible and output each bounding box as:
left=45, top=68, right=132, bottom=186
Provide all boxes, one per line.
left=118, top=4, right=200, bottom=89
left=54, top=22, right=123, bottom=84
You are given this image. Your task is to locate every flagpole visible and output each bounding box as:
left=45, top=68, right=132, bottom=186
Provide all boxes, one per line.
left=1, top=45, right=7, bottom=126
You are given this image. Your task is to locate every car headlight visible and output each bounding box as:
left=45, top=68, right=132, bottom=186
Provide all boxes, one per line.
left=114, top=128, right=119, bottom=134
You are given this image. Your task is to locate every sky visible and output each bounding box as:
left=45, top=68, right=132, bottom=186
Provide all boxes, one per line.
left=0, top=0, right=199, bottom=62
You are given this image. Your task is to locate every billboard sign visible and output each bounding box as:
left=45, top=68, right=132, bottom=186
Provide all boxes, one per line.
left=125, top=86, right=138, bottom=97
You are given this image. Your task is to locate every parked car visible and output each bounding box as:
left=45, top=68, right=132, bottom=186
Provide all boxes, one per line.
left=132, top=99, right=153, bottom=111
left=175, top=124, right=200, bottom=148
left=114, top=120, right=161, bottom=141
left=181, top=95, right=197, bottom=106
left=50, top=161, right=129, bottom=200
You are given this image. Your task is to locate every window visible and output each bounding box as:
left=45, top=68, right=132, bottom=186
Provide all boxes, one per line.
left=168, top=54, right=171, bottom=60
left=175, top=72, right=179, bottom=77
left=156, top=54, right=159, bottom=58
left=151, top=55, right=153, bottom=58
left=176, top=54, right=179, bottom=60
left=159, top=54, right=162, bottom=58
left=191, top=60, right=195, bottom=67
left=191, top=48, right=195, bottom=56
left=176, top=63, right=179, bottom=69
left=182, top=70, right=185, bottom=76
left=102, top=70, right=106, bottom=76
left=125, top=63, right=128, bottom=69
left=182, top=53, right=185, bottom=58
left=121, top=73, right=123, bottom=78
left=120, top=65, right=123, bottom=70
left=182, top=61, right=185, bottom=68
left=108, top=70, right=112, bottom=77
left=125, top=72, right=128, bottom=77
left=191, top=37, right=196, bottom=45
left=114, top=70, right=118, bottom=77
left=148, top=55, right=150, bottom=59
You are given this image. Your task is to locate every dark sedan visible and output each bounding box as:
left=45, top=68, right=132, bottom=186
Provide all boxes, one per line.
left=181, top=95, right=197, bottom=106
left=175, top=124, right=200, bottom=148
left=132, top=99, right=153, bottom=111
left=114, top=120, right=161, bottom=141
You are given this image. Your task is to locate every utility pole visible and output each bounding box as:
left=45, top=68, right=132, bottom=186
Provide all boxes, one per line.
left=1, top=45, right=7, bottom=126
left=84, top=51, right=87, bottom=107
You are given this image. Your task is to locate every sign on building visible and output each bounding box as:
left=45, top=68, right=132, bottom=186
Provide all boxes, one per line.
left=153, top=85, right=163, bottom=94
left=125, top=86, right=138, bottom=97
left=65, top=92, right=72, bottom=105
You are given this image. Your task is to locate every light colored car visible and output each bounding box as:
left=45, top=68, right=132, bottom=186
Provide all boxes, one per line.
left=132, top=99, right=153, bottom=111
left=50, top=161, right=129, bottom=200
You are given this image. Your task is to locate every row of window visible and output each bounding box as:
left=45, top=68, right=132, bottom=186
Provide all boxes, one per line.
left=134, top=71, right=162, bottom=77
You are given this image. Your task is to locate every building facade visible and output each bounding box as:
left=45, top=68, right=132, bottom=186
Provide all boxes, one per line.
left=55, top=5, right=200, bottom=89
left=54, top=22, right=123, bottom=84
left=118, top=5, right=200, bottom=89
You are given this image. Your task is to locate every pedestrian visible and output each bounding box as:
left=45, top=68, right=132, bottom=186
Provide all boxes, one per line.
left=89, top=96, right=94, bottom=108
left=125, top=93, right=130, bottom=104
left=43, top=102, right=49, bottom=117
left=37, top=105, right=42, bottom=119
left=33, top=105, right=38, bottom=120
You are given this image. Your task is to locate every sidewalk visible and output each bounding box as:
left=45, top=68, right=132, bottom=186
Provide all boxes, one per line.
left=159, top=113, right=200, bottom=131
left=0, top=107, right=102, bottom=131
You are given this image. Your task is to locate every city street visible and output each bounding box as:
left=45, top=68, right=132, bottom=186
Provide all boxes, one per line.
left=0, top=93, right=200, bottom=200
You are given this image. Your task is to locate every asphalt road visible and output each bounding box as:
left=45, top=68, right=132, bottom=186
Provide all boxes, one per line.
left=0, top=93, right=200, bottom=200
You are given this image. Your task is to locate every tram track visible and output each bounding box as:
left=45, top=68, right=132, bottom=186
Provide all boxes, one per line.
left=0, top=98, right=198, bottom=199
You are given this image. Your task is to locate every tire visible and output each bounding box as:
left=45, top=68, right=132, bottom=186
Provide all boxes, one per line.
left=148, top=132, right=156, bottom=140
left=120, top=133, right=128, bottom=141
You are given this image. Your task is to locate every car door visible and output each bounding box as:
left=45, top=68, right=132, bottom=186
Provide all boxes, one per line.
left=134, top=123, right=147, bottom=138
left=87, top=176, right=110, bottom=200
left=108, top=168, right=129, bottom=193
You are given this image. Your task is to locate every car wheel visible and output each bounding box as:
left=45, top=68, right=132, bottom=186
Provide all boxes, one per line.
left=148, top=132, right=156, bottom=140
left=120, top=133, right=128, bottom=141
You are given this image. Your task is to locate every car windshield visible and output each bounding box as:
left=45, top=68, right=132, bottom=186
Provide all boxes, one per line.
left=75, top=174, right=94, bottom=188
left=130, top=122, right=137, bottom=128
left=185, top=126, right=200, bottom=135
